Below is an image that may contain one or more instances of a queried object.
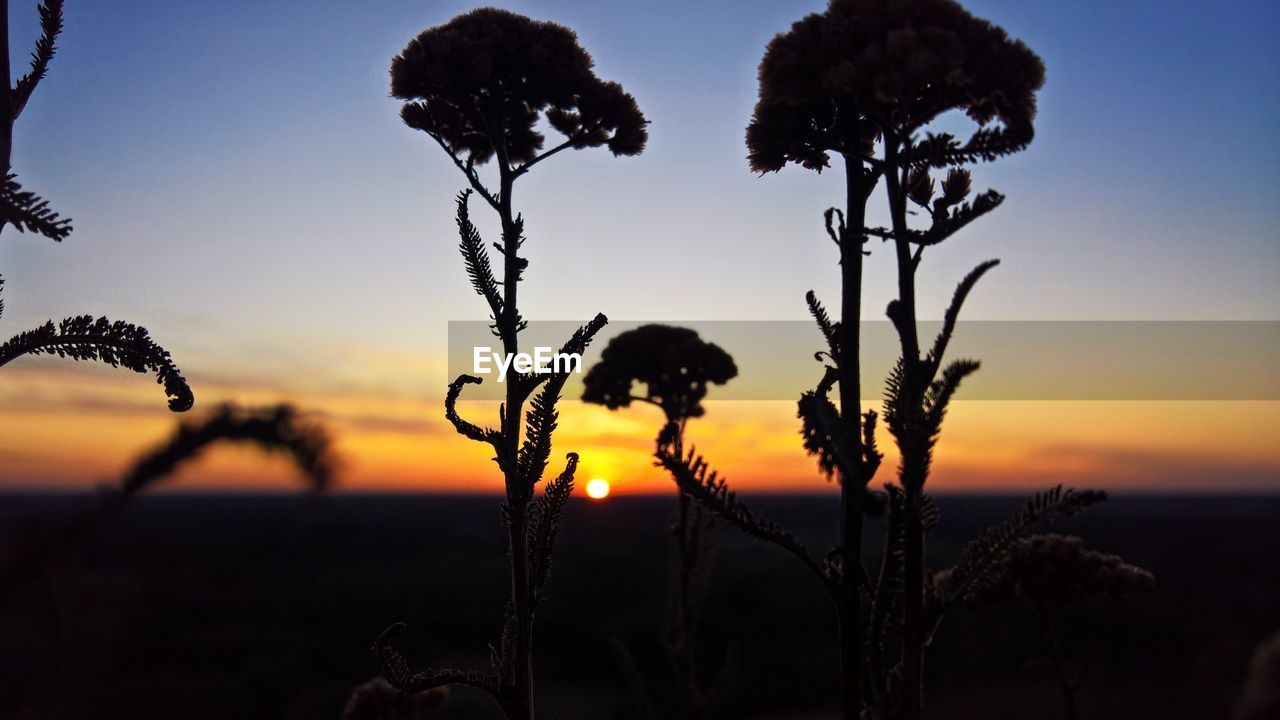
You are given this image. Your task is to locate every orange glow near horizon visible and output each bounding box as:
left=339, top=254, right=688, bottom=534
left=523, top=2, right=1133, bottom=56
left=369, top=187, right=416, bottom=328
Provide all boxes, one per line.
left=1, top=359, right=1278, bottom=495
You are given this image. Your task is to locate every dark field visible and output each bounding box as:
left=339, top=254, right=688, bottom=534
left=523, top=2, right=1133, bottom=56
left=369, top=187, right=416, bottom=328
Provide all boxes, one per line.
left=1, top=493, right=1276, bottom=719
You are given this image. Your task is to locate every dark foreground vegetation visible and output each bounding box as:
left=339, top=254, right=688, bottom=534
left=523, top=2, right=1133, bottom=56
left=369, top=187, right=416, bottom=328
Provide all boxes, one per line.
left=0, top=493, right=1274, bottom=719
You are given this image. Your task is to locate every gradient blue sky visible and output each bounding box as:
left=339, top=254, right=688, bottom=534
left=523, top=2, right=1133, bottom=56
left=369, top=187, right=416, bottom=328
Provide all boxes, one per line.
left=0, top=1, right=1277, bottom=489
left=5, top=1, right=1277, bottom=344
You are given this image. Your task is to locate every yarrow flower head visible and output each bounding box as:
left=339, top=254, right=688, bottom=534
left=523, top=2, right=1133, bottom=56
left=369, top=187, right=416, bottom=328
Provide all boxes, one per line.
left=582, top=324, right=737, bottom=422
left=746, top=0, right=1046, bottom=173
left=980, top=534, right=1156, bottom=606
left=390, top=7, right=647, bottom=166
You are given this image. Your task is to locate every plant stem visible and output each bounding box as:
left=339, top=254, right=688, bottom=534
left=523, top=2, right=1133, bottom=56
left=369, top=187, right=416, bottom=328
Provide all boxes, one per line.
left=671, top=423, right=702, bottom=719
left=884, top=139, right=919, bottom=361
left=673, top=495, right=702, bottom=718
left=902, top=503, right=925, bottom=720
left=884, top=136, right=924, bottom=720
left=1041, top=605, right=1081, bottom=720
left=497, top=164, right=535, bottom=720
left=1, top=0, right=13, bottom=175
left=837, top=151, right=867, bottom=720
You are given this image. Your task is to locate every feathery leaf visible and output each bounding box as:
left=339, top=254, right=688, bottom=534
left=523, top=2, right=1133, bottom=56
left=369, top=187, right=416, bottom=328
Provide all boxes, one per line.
left=495, top=599, right=517, bottom=680
left=456, top=189, right=503, bottom=321
left=657, top=444, right=839, bottom=597
left=865, top=190, right=1004, bottom=248
left=805, top=290, right=840, bottom=363
left=0, top=314, right=192, bottom=411
left=909, top=128, right=1035, bottom=170
left=797, top=367, right=856, bottom=481
left=863, top=409, right=884, bottom=479
left=927, top=260, right=1000, bottom=370
left=938, top=485, right=1108, bottom=608
left=921, top=189, right=1004, bottom=246
left=12, top=0, right=65, bottom=120
left=444, top=373, right=497, bottom=445
left=516, top=383, right=559, bottom=497
left=0, top=173, right=72, bottom=240
left=882, top=357, right=909, bottom=436
left=528, top=453, right=578, bottom=603
left=922, top=359, right=982, bottom=436
left=373, top=623, right=500, bottom=695
left=513, top=314, right=607, bottom=490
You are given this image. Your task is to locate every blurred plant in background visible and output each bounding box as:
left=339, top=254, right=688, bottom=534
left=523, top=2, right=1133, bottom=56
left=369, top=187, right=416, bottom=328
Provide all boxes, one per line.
left=956, top=534, right=1154, bottom=719
left=374, top=9, right=646, bottom=719
left=0, top=403, right=336, bottom=718
left=0, top=403, right=335, bottom=601
left=583, top=324, right=738, bottom=720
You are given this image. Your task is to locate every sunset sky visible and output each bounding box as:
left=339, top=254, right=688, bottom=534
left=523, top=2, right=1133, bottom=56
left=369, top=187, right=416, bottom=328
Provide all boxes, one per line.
left=1, top=0, right=1277, bottom=494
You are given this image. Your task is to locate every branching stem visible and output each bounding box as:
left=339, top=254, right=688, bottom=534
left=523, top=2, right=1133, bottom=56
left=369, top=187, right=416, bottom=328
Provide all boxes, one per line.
left=885, top=133, right=928, bottom=720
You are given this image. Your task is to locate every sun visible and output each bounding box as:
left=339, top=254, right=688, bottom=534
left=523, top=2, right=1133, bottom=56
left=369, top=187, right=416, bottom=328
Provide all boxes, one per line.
left=585, top=478, right=611, bottom=500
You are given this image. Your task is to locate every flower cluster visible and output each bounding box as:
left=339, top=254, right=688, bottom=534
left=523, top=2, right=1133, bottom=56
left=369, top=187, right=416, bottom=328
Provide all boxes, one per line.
left=746, top=0, right=1045, bottom=173
left=391, top=8, right=646, bottom=166
left=582, top=324, right=737, bottom=422
left=976, top=533, right=1156, bottom=606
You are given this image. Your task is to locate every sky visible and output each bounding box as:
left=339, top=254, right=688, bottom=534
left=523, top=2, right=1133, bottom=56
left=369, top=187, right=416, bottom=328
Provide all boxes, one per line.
left=0, top=0, right=1277, bottom=494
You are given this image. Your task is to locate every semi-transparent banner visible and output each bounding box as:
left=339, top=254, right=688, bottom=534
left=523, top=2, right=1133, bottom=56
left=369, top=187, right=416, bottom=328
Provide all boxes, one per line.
left=447, top=321, right=1280, bottom=401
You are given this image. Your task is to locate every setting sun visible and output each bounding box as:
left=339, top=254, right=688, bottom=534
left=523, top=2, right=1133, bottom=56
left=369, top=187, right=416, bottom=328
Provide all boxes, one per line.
left=585, top=478, right=611, bottom=500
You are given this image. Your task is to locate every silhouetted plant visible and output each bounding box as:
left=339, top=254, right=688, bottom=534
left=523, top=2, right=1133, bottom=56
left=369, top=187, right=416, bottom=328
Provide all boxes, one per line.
left=374, top=9, right=646, bottom=719
left=116, top=402, right=334, bottom=494
left=659, top=2, right=1108, bottom=718
left=583, top=324, right=738, bottom=720
left=583, top=325, right=738, bottom=428
left=0, top=403, right=334, bottom=601
left=0, top=402, right=334, bottom=720
left=954, top=534, right=1154, bottom=720
left=843, top=0, right=1045, bottom=711
left=0, top=0, right=192, bottom=411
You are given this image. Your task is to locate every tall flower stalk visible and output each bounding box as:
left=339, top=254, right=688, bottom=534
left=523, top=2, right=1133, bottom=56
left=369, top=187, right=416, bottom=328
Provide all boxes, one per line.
left=373, top=10, right=646, bottom=720
left=845, top=2, right=1045, bottom=713
left=583, top=324, right=739, bottom=720
left=664, top=2, right=1105, bottom=718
